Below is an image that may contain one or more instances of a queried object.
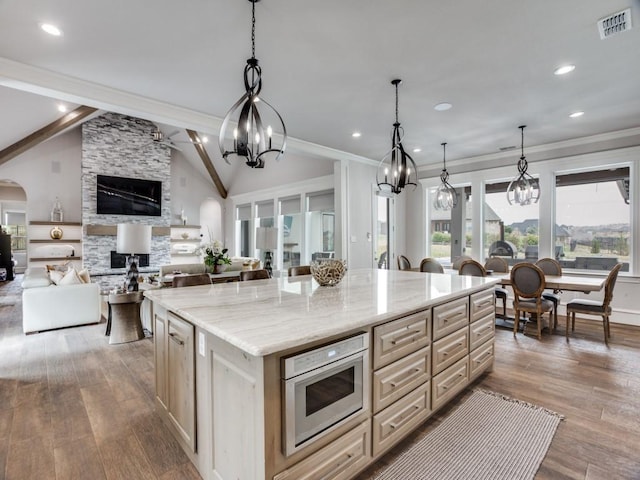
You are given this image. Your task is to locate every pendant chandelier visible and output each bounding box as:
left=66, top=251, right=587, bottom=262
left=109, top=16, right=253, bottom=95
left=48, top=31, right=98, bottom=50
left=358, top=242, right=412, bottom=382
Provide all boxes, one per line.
left=376, top=79, right=418, bottom=194
left=218, top=0, right=287, bottom=169
left=506, top=125, right=539, bottom=205
left=433, top=142, right=458, bottom=210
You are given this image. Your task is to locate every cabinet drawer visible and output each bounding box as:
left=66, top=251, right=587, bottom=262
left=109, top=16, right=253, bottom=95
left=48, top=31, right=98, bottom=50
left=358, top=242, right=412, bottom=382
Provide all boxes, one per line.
left=273, top=419, right=371, bottom=480
left=432, top=356, right=469, bottom=410
left=373, top=310, right=430, bottom=369
left=470, top=289, right=495, bottom=323
left=432, top=297, right=469, bottom=340
left=469, top=314, right=495, bottom=351
left=372, top=381, right=431, bottom=457
left=373, top=346, right=431, bottom=413
left=470, top=339, right=494, bottom=381
left=432, top=328, right=469, bottom=376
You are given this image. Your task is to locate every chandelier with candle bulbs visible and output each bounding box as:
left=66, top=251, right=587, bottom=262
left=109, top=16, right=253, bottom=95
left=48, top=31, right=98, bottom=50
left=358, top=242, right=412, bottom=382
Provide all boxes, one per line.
left=506, top=125, right=539, bottom=205
left=376, top=79, right=418, bottom=194
left=433, top=142, right=458, bottom=210
left=219, top=0, right=287, bottom=168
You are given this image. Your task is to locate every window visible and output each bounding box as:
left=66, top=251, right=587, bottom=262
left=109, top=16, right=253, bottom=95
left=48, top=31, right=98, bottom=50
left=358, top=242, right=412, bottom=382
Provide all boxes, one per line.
left=236, top=204, right=251, bottom=257
left=555, top=167, right=630, bottom=271
left=375, top=194, right=390, bottom=269
left=279, top=196, right=302, bottom=270
left=484, top=181, right=539, bottom=262
left=427, top=187, right=470, bottom=262
left=306, top=190, right=334, bottom=263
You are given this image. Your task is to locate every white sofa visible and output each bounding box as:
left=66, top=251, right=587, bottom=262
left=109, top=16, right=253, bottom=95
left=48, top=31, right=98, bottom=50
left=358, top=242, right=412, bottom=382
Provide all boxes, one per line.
left=21, top=267, right=101, bottom=334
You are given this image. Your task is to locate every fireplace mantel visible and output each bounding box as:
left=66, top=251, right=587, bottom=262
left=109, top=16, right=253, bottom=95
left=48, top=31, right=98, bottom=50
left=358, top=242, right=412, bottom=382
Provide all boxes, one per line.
left=85, top=225, right=170, bottom=236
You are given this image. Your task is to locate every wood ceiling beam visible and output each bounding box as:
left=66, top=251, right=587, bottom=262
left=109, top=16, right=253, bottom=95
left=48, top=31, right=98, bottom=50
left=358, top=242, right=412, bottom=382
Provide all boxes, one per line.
left=186, top=129, right=228, bottom=199
left=0, top=105, right=98, bottom=167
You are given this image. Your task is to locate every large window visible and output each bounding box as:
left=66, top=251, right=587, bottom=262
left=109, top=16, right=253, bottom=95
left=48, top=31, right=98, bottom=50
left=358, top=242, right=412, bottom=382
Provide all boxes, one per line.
left=306, top=190, right=334, bottom=263
left=279, top=196, right=302, bottom=270
left=484, top=181, right=539, bottom=262
left=555, top=167, right=630, bottom=271
left=375, top=194, right=390, bottom=269
left=428, top=186, right=471, bottom=263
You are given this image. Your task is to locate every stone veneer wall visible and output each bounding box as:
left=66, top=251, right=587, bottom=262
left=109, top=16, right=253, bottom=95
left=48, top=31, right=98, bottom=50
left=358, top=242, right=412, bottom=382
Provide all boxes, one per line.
left=82, top=112, right=171, bottom=289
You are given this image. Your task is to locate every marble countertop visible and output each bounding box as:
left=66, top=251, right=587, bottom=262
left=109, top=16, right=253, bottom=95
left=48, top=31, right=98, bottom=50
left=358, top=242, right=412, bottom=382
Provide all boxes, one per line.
left=143, top=268, right=499, bottom=357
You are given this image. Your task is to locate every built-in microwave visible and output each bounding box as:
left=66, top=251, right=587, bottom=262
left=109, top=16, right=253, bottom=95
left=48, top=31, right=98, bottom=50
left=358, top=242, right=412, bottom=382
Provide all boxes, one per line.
left=281, top=332, right=369, bottom=456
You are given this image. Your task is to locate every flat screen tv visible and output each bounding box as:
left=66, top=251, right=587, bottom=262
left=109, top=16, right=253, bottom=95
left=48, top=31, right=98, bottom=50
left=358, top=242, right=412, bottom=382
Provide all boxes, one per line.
left=96, top=175, right=162, bottom=216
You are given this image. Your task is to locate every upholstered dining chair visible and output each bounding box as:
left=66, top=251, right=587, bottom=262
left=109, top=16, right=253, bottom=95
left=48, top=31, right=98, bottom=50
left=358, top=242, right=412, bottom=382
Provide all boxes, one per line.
left=458, top=259, right=487, bottom=277
left=565, top=262, right=622, bottom=345
left=172, top=273, right=212, bottom=288
left=510, top=263, right=554, bottom=340
left=484, top=257, right=510, bottom=318
left=451, top=255, right=472, bottom=271
left=288, top=265, right=311, bottom=277
left=239, top=269, right=270, bottom=281
left=419, top=258, right=444, bottom=273
left=397, top=255, right=412, bottom=271
left=535, top=257, right=563, bottom=330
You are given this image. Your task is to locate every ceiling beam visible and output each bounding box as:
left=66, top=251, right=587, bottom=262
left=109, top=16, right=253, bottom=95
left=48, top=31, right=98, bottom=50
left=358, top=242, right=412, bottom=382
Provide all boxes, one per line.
left=0, top=105, right=98, bottom=167
left=186, top=129, right=227, bottom=199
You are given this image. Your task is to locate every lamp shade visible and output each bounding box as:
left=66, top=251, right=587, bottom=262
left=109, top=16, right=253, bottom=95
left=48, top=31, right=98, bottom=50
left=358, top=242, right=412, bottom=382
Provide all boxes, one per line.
left=256, top=226, right=278, bottom=250
left=116, top=224, right=152, bottom=254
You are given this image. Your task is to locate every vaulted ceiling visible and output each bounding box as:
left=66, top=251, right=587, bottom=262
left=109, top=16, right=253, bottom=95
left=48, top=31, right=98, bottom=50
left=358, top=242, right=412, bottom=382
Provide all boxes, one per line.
left=1, top=0, right=639, bottom=172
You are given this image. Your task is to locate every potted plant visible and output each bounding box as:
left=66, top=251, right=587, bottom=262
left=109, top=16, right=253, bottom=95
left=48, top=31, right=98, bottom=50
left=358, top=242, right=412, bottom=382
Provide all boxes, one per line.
left=199, top=240, right=232, bottom=274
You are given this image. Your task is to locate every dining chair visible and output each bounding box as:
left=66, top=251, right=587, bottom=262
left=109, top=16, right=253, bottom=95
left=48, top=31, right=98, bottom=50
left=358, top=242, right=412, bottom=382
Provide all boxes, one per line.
left=565, top=262, right=622, bottom=345
left=172, top=273, right=212, bottom=288
left=510, top=263, right=554, bottom=340
left=419, top=257, right=444, bottom=273
left=451, top=255, right=472, bottom=271
left=484, top=257, right=509, bottom=318
left=535, top=257, right=562, bottom=330
left=239, top=269, right=270, bottom=281
left=458, top=259, right=487, bottom=277
left=397, top=255, right=412, bottom=271
left=288, top=265, right=311, bottom=277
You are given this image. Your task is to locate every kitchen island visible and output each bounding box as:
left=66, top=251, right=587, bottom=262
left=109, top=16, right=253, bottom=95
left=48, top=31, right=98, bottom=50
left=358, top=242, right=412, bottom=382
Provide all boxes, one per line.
left=144, top=268, right=499, bottom=480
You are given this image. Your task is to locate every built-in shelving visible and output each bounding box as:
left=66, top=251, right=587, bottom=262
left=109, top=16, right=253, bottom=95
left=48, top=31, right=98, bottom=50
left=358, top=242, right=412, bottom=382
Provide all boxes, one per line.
left=170, top=238, right=201, bottom=243
left=29, top=256, right=83, bottom=262
left=29, top=239, right=82, bottom=244
left=29, top=221, right=82, bottom=226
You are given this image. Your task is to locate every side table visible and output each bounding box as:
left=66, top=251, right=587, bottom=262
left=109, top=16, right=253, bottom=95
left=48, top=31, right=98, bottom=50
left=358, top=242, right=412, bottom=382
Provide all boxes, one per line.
left=106, top=291, right=145, bottom=344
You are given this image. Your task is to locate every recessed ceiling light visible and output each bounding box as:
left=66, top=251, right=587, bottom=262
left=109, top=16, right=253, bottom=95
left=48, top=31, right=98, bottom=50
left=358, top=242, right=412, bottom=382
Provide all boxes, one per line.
left=57, top=104, right=67, bottom=113
left=352, top=132, right=361, bottom=138
left=201, top=136, right=209, bottom=143
left=569, top=111, right=584, bottom=118
left=40, top=23, right=63, bottom=36
left=412, top=148, right=421, bottom=153
left=554, top=65, right=575, bottom=75
left=434, top=102, right=452, bottom=111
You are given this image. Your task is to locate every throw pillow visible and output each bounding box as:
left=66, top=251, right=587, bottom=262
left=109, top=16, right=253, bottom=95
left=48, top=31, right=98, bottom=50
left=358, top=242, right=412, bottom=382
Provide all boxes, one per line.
left=49, top=270, right=65, bottom=285
left=46, top=261, right=71, bottom=272
left=77, top=268, right=91, bottom=284
left=58, top=268, right=83, bottom=286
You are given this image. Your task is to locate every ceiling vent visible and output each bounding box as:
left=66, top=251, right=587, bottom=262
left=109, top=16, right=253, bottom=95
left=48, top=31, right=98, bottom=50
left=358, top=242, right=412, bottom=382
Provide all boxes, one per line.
left=598, top=8, right=632, bottom=39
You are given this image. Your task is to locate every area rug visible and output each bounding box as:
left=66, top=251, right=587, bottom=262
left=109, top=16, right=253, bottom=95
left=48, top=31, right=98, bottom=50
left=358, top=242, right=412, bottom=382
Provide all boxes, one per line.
left=373, top=389, right=564, bottom=480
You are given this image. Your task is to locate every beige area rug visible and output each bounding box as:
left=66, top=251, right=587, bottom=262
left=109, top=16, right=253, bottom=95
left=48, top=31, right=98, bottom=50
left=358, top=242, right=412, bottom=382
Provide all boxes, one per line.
left=373, top=389, right=564, bottom=480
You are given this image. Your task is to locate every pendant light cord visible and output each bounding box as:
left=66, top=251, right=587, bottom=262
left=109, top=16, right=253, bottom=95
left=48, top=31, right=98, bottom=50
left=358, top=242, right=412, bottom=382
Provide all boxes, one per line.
left=251, top=0, right=256, bottom=59
left=441, top=142, right=447, bottom=171
left=520, top=125, right=525, bottom=159
left=395, top=82, right=399, bottom=124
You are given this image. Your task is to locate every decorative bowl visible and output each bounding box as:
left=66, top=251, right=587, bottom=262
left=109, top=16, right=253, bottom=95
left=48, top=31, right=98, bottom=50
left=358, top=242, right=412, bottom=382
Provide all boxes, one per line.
left=310, top=259, right=347, bottom=286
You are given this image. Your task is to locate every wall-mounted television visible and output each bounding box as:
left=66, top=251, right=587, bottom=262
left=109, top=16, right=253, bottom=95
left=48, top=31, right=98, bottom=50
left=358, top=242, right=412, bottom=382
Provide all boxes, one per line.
left=96, top=175, right=162, bottom=216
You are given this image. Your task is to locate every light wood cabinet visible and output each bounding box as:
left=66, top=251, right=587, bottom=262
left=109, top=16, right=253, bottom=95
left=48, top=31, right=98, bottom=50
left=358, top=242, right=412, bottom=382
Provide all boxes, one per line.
left=372, top=310, right=430, bottom=369
left=469, top=314, right=495, bottom=350
left=432, top=296, right=469, bottom=340
left=154, top=306, right=196, bottom=452
left=372, top=346, right=430, bottom=413
left=273, top=420, right=371, bottom=480
left=372, top=381, right=431, bottom=457
left=431, top=356, right=469, bottom=410
left=470, top=289, right=495, bottom=322
left=432, top=328, right=469, bottom=375
left=470, top=339, right=495, bottom=381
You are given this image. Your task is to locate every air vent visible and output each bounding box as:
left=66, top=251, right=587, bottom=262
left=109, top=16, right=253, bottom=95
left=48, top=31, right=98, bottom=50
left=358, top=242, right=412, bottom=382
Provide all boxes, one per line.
left=598, top=8, right=632, bottom=39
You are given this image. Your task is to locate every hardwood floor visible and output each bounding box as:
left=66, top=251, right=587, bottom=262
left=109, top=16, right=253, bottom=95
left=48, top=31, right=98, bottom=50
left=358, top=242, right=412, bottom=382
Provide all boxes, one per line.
left=2, top=276, right=639, bottom=479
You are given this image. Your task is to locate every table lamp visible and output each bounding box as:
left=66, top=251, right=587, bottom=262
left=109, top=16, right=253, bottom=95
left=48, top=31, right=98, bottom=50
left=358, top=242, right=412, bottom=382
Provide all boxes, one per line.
left=116, top=223, right=152, bottom=292
left=256, top=226, right=278, bottom=277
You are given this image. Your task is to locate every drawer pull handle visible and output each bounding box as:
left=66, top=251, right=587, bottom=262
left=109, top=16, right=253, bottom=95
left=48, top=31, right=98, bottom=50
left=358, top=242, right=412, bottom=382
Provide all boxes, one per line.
left=324, top=452, right=355, bottom=478
left=442, top=373, right=465, bottom=390
left=389, top=368, right=422, bottom=387
left=391, top=330, right=422, bottom=346
left=169, top=333, right=185, bottom=346
left=389, top=405, right=421, bottom=429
